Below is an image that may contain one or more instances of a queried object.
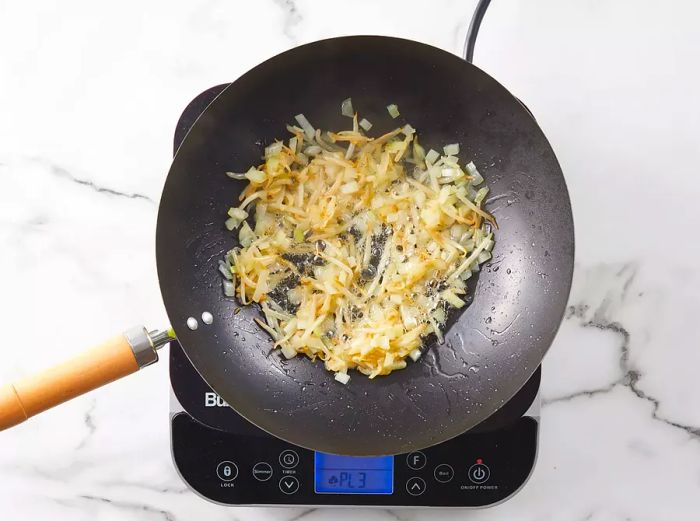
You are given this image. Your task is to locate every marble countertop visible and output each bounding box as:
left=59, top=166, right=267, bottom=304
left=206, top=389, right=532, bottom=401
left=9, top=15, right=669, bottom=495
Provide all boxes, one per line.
left=2, top=0, right=700, bottom=519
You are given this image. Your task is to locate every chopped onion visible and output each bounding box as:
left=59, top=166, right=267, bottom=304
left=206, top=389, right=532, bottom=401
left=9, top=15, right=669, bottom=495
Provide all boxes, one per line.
left=341, top=98, right=354, bottom=118
left=334, top=372, right=350, bottom=384
left=228, top=207, right=248, bottom=219
left=281, top=344, right=298, bottom=359
left=225, top=171, right=248, bottom=180
left=340, top=181, right=359, bottom=194
left=304, top=145, right=322, bottom=156
left=441, top=288, right=466, bottom=308
left=222, top=279, right=236, bottom=297
left=218, top=104, right=497, bottom=381
left=474, top=187, right=489, bottom=205
left=359, top=118, right=373, bottom=131
left=425, top=149, right=439, bottom=165
left=409, top=348, right=422, bottom=362
left=294, top=113, right=315, bottom=140
left=218, top=260, right=232, bottom=280
left=443, top=143, right=460, bottom=156
left=466, top=161, right=484, bottom=185
left=477, top=250, right=492, bottom=264
left=386, top=104, right=400, bottom=119
left=265, top=142, right=283, bottom=158
left=239, top=222, right=255, bottom=247
left=245, top=167, right=266, bottom=184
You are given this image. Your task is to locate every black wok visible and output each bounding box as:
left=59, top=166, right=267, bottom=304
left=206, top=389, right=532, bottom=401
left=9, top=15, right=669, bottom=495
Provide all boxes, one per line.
left=0, top=35, right=573, bottom=456
left=158, top=35, right=574, bottom=455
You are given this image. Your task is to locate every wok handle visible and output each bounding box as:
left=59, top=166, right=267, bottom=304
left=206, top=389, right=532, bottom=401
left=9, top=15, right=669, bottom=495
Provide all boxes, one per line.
left=0, top=326, right=167, bottom=431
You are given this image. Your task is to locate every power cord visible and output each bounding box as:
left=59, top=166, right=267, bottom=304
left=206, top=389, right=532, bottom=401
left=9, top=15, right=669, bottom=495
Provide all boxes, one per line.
left=463, top=0, right=491, bottom=63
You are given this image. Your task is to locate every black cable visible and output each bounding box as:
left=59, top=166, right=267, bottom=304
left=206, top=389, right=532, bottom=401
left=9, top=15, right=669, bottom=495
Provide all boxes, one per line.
left=463, top=0, right=491, bottom=63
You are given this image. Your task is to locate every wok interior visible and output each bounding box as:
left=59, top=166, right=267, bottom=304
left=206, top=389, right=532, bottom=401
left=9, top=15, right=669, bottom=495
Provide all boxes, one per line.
left=156, top=36, right=574, bottom=455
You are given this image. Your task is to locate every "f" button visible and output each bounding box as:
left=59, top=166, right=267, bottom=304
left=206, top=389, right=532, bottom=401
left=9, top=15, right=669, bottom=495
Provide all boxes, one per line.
left=406, top=451, right=427, bottom=470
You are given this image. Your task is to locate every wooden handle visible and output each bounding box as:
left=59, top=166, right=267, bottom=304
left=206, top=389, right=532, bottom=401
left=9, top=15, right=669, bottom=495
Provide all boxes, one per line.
left=0, top=334, right=140, bottom=431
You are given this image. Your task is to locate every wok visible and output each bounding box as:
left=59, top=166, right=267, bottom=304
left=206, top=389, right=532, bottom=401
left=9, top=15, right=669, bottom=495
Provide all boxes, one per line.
left=0, top=33, right=573, bottom=455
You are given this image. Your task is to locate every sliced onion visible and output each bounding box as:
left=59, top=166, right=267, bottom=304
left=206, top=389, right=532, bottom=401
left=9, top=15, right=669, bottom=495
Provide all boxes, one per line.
left=265, top=142, right=283, bottom=158
left=220, top=106, right=498, bottom=379
left=345, top=142, right=355, bottom=160
left=294, top=113, right=315, bottom=140
left=340, top=181, right=359, bottom=194
left=304, top=145, right=322, bottom=156
left=225, top=171, right=247, bottom=180
left=441, top=288, right=466, bottom=308
left=245, top=167, right=266, bottom=183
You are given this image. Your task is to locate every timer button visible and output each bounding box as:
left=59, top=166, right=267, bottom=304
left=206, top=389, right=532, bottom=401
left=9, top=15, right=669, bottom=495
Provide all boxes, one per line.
left=279, top=475, right=300, bottom=494
left=406, top=451, right=427, bottom=470
left=405, top=476, right=426, bottom=496
left=279, top=449, right=300, bottom=469
left=216, top=461, right=238, bottom=481
left=433, top=463, right=454, bottom=483
left=468, top=463, right=490, bottom=484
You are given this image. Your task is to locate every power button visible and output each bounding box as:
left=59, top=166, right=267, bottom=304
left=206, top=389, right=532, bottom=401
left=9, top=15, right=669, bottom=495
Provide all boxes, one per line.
left=468, top=463, right=490, bottom=484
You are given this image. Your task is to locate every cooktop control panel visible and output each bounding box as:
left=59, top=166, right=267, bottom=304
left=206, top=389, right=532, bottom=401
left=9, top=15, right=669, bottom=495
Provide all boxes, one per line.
left=170, top=341, right=539, bottom=507
left=172, top=412, right=536, bottom=507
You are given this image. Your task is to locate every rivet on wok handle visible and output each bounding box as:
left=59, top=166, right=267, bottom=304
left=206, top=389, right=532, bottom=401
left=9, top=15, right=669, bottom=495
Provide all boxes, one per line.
left=0, top=325, right=174, bottom=431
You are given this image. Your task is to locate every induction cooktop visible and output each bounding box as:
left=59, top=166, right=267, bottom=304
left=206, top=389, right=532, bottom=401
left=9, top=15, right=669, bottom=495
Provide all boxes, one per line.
left=168, top=85, right=540, bottom=508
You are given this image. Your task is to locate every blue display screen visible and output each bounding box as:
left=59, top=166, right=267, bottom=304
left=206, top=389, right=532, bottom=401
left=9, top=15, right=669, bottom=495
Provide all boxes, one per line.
left=314, top=453, right=394, bottom=494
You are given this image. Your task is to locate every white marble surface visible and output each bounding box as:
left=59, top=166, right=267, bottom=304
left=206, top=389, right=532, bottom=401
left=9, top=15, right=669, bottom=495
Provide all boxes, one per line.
left=2, top=0, right=700, bottom=519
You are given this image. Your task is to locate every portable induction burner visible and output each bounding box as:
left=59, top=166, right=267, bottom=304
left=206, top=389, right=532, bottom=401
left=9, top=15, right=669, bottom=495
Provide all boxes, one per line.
left=169, top=86, right=541, bottom=507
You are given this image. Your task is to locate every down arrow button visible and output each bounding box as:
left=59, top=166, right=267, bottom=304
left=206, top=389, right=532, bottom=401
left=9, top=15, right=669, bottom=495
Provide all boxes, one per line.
left=279, top=475, right=300, bottom=495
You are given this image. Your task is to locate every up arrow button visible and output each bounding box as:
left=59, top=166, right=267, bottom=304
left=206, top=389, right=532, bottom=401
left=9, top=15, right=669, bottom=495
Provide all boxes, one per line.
left=405, top=476, right=426, bottom=496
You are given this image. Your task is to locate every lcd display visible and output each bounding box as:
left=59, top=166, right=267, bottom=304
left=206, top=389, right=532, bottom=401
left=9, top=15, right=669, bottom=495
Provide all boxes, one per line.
left=314, top=453, right=394, bottom=494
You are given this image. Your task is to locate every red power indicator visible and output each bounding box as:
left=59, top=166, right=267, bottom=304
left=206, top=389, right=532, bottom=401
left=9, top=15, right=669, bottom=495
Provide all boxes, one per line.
left=476, top=458, right=483, bottom=464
